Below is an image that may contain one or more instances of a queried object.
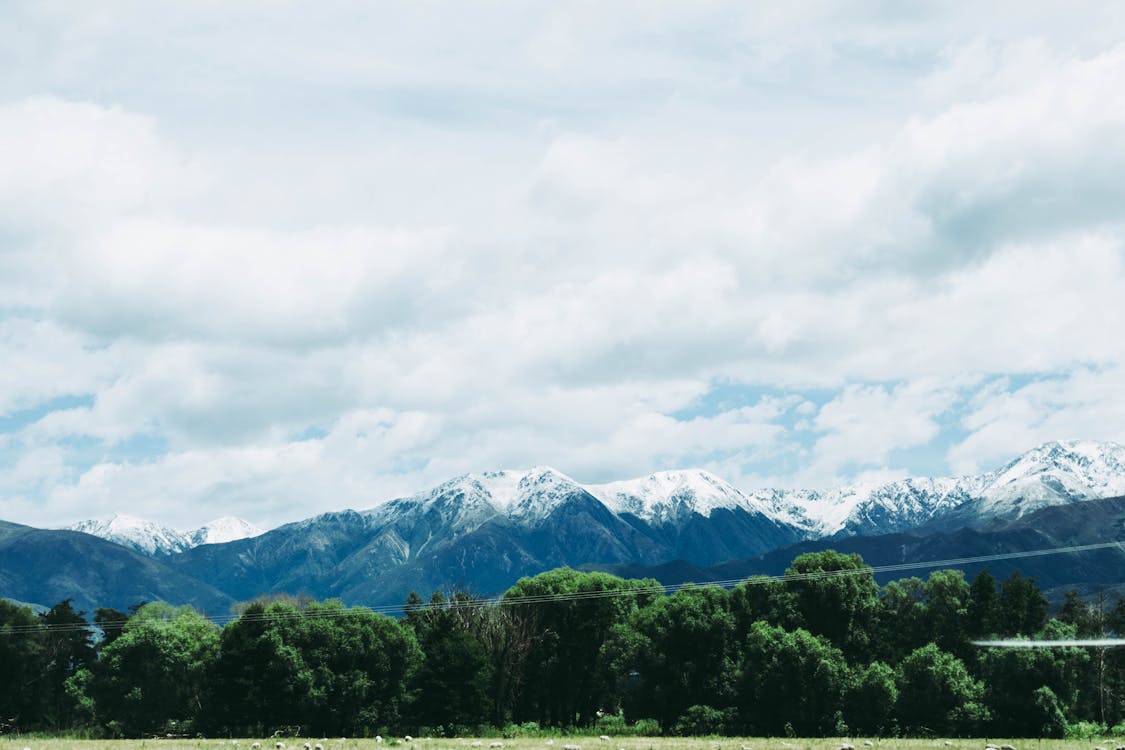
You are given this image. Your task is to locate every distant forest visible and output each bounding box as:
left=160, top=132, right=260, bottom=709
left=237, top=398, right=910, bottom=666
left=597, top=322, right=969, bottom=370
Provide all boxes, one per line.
left=2, top=551, right=1124, bottom=739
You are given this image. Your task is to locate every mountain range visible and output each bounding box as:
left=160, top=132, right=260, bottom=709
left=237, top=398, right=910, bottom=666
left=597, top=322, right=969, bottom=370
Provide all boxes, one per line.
left=3, top=439, right=1124, bottom=614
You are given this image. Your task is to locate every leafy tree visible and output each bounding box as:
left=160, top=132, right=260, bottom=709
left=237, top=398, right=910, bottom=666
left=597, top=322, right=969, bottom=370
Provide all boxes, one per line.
left=91, top=602, right=220, bottom=736
left=784, top=551, right=879, bottom=659
left=874, top=577, right=926, bottom=664
left=608, top=585, right=736, bottom=730
left=737, top=622, right=849, bottom=736
left=406, top=591, right=493, bottom=732
left=845, top=661, right=897, bottom=736
left=0, top=600, right=46, bottom=731
left=967, top=569, right=1000, bottom=639
left=730, top=575, right=796, bottom=633
left=922, top=570, right=971, bottom=658
left=998, top=572, right=1049, bottom=637
left=505, top=569, right=655, bottom=727
left=93, top=607, right=130, bottom=649
left=211, top=600, right=421, bottom=736
left=896, top=643, right=988, bottom=736
left=39, top=599, right=96, bottom=728
left=976, top=619, right=1089, bottom=736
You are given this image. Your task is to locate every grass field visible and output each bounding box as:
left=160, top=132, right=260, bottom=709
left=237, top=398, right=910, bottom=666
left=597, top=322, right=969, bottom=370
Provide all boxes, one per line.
left=0, top=738, right=1106, bottom=750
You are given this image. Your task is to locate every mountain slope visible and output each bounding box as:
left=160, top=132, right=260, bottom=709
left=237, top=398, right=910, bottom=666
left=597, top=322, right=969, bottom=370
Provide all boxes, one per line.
left=0, top=520, right=232, bottom=614
left=589, top=494, right=1125, bottom=603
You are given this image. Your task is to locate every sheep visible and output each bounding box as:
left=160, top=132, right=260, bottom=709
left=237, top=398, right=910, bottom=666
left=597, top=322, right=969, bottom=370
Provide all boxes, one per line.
left=546, top=742, right=554, bottom=747
left=837, top=744, right=855, bottom=750
left=276, top=743, right=286, bottom=749
left=741, top=745, right=752, bottom=750
left=490, top=743, right=504, bottom=748
left=600, top=737, right=611, bottom=742
left=376, top=738, right=383, bottom=745
left=945, top=743, right=954, bottom=747
left=563, top=745, right=581, bottom=750
left=999, top=745, right=1017, bottom=750
left=304, top=743, right=312, bottom=750
left=405, top=737, right=413, bottom=743
left=470, top=743, right=483, bottom=748
left=252, top=743, right=262, bottom=749
left=316, top=744, right=324, bottom=750
left=864, top=743, right=874, bottom=747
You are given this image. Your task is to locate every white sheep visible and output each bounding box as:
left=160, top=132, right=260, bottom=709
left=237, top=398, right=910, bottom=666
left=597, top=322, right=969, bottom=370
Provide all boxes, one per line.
left=546, top=742, right=554, bottom=747
left=304, top=742, right=312, bottom=750
left=405, top=737, right=413, bottom=743
left=276, top=743, right=286, bottom=749
left=837, top=744, right=855, bottom=750
left=470, top=742, right=483, bottom=747
left=563, top=745, right=581, bottom=750
left=375, top=738, right=383, bottom=745
left=599, top=737, right=610, bottom=743
left=252, top=743, right=261, bottom=749
left=490, top=743, right=504, bottom=748
left=864, top=743, right=874, bottom=747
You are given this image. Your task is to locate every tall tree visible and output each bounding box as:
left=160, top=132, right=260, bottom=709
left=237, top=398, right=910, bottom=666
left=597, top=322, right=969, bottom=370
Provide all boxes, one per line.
left=38, top=599, right=96, bottom=728
left=896, top=643, right=988, bottom=736
left=0, top=600, right=46, bottom=731
left=738, top=621, right=849, bottom=736
left=505, top=569, right=655, bottom=727
left=607, top=585, right=737, bottom=730
left=784, top=551, right=879, bottom=659
left=92, top=602, right=220, bottom=737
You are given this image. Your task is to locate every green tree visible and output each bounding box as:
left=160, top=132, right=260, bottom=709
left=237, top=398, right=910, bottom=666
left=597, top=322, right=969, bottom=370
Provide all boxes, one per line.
left=505, top=569, right=655, bottom=727
left=922, top=570, right=971, bottom=658
left=967, top=569, right=1000, bottom=639
left=998, top=572, right=1049, bottom=637
left=0, top=600, right=47, bottom=731
left=39, top=599, right=96, bottom=728
left=738, top=621, right=849, bottom=736
left=92, top=602, right=220, bottom=736
left=874, top=577, right=926, bottom=664
left=406, top=591, right=493, bottom=733
left=845, top=661, right=897, bottom=736
left=210, top=599, right=421, bottom=736
left=896, top=643, right=988, bottom=736
left=784, top=551, right=879, bottom=659
left=607, top=585, right=736, bottom=730
left=976, top=619, right=1089, bottom=736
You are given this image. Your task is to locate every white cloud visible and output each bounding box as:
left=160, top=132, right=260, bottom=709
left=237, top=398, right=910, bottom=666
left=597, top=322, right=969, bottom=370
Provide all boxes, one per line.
left=2, top=5, right=1125, bottom=528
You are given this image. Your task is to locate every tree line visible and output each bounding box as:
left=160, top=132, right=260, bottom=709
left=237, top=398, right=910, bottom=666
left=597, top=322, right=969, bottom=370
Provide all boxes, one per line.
left=2, top=550, right=1124, bottom=739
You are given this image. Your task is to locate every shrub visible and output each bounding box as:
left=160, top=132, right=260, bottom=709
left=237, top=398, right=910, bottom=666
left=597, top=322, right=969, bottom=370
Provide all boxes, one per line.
left=1065, top=721, right=1108, bottom=739
left=671, top=705, right=729, bottom=736
left=632, top=718, right=661, bottom=736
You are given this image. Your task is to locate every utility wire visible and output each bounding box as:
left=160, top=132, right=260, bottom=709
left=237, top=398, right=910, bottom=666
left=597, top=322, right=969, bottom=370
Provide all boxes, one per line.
left=3, top=539, right=1123, bottom=637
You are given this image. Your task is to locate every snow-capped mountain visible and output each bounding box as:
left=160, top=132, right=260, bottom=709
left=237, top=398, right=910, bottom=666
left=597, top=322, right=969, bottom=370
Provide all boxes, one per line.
left=187, top=516, right=265, bottom=547
left=743, top=439, right=1125, bottom=538
left=70, top=515, right=191, bottom=556
left=70, top=513, right=263, bottom=557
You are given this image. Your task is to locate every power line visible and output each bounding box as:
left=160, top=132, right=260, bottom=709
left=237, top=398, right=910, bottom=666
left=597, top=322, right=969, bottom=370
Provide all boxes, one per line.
left=3, top=539, right=1124, bottom=637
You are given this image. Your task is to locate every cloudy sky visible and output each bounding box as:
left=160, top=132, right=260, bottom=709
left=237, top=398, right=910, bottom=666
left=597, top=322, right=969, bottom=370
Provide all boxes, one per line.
left=2, top=2, right=1125, bottom=530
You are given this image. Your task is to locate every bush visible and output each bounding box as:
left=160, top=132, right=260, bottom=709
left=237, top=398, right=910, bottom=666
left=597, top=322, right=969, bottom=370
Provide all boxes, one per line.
left=1066, top=721, right=1109, bottom=739
left=632, top=718, right=661, bottom=736
left=594, top=715, right=629, bottom=735
left=671, top=705, right=730, bottom=736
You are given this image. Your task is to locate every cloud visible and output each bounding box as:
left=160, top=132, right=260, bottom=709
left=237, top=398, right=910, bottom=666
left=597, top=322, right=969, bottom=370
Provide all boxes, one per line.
left=948, top=367, right=1125, bottom=475
left=2, top=5, right=1125, bottom=528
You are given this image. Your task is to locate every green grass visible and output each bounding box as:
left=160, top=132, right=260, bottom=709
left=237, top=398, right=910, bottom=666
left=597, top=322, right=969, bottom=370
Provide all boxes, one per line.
left=0, top=738, right=1111, bottom=750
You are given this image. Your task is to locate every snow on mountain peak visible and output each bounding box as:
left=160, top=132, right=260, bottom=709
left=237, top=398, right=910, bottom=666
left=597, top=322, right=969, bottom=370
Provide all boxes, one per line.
left=70, top=514, right=189, bottom=556
left=70, top=513, right=264, bottom=555
left=188, top=516, right=265, bottom=546
left=587, top=468, right=769, bottom=524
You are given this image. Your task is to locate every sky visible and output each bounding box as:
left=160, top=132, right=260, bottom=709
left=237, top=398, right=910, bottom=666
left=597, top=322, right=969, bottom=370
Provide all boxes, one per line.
left=2, top=2, right=1125, bottom=531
